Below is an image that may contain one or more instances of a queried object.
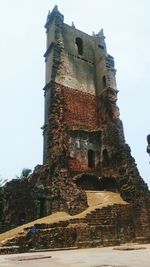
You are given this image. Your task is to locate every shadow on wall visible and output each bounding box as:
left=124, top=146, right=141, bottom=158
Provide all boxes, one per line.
left=99, top=176, right=118, bottom=192
left=75, top=174, right=118, bottom=192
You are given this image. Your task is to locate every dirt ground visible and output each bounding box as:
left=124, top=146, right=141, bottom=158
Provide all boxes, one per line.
left=0, top=244, right=150, bottom=267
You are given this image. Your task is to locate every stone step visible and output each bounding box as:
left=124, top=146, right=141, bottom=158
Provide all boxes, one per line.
left=87, top=223, right=114, bottom=227
left=134, top=236, right=150, bottom=244
left=86, top=216, right=114, bottom=221
left=4, top=241, right=17, bottom=246
left=29, top=246, right=78, bottom=252
left=0, top=203, right=134, bottom=254
left=102, top=238, right=121, bottom=246
left=77, top=240, right=103, bottom=248
left=0, top=246, right=21, bottom=255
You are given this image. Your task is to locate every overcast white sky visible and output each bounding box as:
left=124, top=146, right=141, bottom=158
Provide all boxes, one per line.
left=0, top=0, right=150, bottom=187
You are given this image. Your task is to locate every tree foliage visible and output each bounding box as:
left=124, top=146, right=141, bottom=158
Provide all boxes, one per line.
left=0, top=177, right=7, bottom=187
left=20, top=168, right=32, bottom=178
left=15, top=168, right=32, bottom=180
left=0, top=177, right=7, bottom=218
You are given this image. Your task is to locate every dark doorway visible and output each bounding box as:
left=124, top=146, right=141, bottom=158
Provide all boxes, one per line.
left=76, top=174, right=100, bottom=191
left=99, top=177, right=118, bottom=192
left=76, top=37, right=83, bottom=55
left=88, top=150, right=95, bottom=168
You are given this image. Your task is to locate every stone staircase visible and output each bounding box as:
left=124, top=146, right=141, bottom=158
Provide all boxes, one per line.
left=0, top=203, right=137, bottom=254
left=76, top=204, right=135, bottom=248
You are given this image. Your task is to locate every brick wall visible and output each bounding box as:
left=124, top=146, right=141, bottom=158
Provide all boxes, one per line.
left=62, top=85, right=98, bottom=128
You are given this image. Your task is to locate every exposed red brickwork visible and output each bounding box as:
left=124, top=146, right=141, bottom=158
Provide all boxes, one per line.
left=52, top=84, right=100, bottom=173
left=61, top=85, right=98, bottom=128
left=68, top=158, right=100, bottom=174
left=69, top=158, right=94, bottom=173
left=69, top=158, right=87, bottom=172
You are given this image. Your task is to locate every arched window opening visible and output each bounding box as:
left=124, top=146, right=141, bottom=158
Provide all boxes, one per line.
left=76, top=37, right=83, bottom=55
left=102, top=75, right=106, bottom=89
left=102, top=149, right=109, bottom=167
left=88, top=150, right=95, bottom=168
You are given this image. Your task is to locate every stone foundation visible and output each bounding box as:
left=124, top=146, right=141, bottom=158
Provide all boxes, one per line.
left=0, top=203, right=138, bottom=254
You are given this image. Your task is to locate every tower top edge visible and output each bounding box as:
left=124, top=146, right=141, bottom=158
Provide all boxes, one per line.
left=44, top=5, right=105, bottom=40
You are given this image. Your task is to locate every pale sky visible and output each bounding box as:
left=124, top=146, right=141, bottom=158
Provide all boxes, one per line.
left=0, top=0, right=150, bottom=187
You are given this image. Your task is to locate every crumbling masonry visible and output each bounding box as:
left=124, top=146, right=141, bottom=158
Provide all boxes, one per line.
left=0, top=6, right=150, bottom=251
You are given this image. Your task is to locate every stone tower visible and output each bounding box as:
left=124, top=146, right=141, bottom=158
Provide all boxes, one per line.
left=1, top=6, right=150, bottom=248
left=43, top=6, right=119, bottom=177
left=40, top=5, right=150, bottom=236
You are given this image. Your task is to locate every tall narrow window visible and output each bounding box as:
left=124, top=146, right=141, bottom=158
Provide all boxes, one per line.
left=102, top=75, right=106, bottom=89
left=88, top=150, right=95, bottom=168
left=76, top=37, right=83, bottom=55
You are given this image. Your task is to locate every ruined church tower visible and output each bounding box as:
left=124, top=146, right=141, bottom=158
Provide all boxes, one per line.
left=41, top=6, right=150, bottom=237
left=1, top=6, right=150, bottom=247
left=43, top=6, right=118, bottom=175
